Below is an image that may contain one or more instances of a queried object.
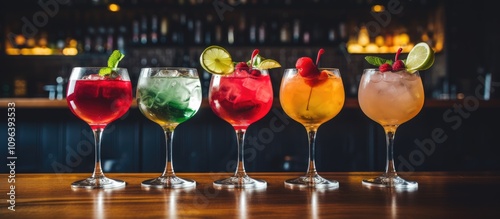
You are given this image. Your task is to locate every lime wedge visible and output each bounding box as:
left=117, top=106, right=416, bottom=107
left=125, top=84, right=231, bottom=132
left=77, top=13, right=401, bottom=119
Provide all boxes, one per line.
left=406, top=42, right=434, bottom=73
left=199, top=45, right=234, bottom=75
left=257, top=59, right=281, bottom=70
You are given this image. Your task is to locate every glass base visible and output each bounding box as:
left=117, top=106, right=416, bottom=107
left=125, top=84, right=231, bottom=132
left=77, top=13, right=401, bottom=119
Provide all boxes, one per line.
left=71, top=176, right=126, bottom=189
left=285, top=175, right=339, bottom=189
left=362, top=175, right=418, bottom=189
left=213, top=175, right=267, bottom=189
left=141, top=176, right=196, bottom=189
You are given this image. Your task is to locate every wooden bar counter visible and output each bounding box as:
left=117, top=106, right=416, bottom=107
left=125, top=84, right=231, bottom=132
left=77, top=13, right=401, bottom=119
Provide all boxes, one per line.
left=1, top=172, right=499, bottom=218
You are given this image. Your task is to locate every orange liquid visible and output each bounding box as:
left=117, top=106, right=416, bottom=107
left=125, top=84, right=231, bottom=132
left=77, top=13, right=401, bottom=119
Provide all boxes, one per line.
left=280, top=72, right=345, bottom=128
left=358, top=70, right=424, bottom=126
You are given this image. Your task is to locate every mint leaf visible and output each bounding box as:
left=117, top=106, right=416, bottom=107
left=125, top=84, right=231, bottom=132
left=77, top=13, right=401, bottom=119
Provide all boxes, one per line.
left=247, top=54, right=263, bottom=68
left=108, top=50, right=125, bottom=68
left=99, top=50, right=125, bottom=76
left=365, top=56, right=392, bottom=67
left=99, top=67, right=112, bottom=76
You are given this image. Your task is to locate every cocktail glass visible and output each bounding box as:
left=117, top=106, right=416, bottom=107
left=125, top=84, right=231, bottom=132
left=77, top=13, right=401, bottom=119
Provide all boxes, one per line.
left=358, top=68, right=424, bottom=188
left=279, top=68, right=345, bottom=189
left=66, top=67, right=133, bottom=189
left=208, top=68, right=273, bottom=189
left=136, top=67, right=202, bottom=188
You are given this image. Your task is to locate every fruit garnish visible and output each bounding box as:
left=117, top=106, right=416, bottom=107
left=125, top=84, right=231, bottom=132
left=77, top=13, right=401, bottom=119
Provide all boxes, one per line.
left=379, top=63, right=392, bottom=72
left=297, top=57, right=320, bottom=78
left=199, top=45, right=234, bottom=75
left=200, top=46, right=281, bottom=76
left=364, top=42, right=434, bottom=74
left=405, top=42, right=435, bottom=73
left=296, top=48, right=327, bottom=110
left=257, top=59, right=281, bottom=70
left=247, top=52, right=281, bottom=70
left=99, top=50, right=125, bottom=76
left=235, top=62, right=249, bottom=71
left=391, top=48, right=405, bottom=71
left=296, top=48, right=326, bottom=84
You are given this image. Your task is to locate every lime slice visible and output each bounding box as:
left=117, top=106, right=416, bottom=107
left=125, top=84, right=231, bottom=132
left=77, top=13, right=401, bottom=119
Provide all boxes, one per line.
left=406, top=42, right=434, bottom=73
left=199, top=45, right=234, bottom=75
left=257, top=59, right=281, bottom=70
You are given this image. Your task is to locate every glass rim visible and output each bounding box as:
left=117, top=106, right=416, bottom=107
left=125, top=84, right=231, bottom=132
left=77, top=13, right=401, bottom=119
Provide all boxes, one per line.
left=140, top=67, right=198, bottom=70
left=284, top=67, right=340, bottom=71
left=72, top=67, right=128, bottom=69
left=363, top=68, right=420, bottom=73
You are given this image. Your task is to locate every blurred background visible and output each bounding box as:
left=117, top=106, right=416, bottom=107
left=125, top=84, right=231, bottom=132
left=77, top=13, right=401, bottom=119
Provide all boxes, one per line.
left=1, top=0, right=499, bottom=174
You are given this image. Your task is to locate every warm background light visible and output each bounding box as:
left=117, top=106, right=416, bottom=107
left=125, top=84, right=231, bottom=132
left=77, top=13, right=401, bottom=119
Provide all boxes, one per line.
left=371, top=5, right=385, bottom=13
left=108, top=3, right=120, bottom=12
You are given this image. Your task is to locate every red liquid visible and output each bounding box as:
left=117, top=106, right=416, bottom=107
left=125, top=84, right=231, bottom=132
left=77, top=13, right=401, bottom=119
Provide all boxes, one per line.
left=67, top=79, right=133, bottom=130
left=209, top=75, right=273, bottom=130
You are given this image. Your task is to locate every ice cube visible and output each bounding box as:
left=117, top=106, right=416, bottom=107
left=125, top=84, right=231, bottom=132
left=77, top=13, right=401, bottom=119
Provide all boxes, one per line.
left=157, top=69, right=180, bottom=77
left=242, top=78, right=260, bottom=91
left=220, top=84, right=241, bottom=103
left=256, top=84, right=272, bottom=103
left=233, top=68, right=249, bottom=77
left=382, top=72, right=402, bottom=82
left=369, top=71, right=383, bottom=83
left=83, top=74, right=105, bottom=80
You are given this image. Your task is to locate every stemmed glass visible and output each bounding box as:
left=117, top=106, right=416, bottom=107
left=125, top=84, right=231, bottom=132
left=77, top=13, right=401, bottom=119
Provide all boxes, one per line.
left=66, top=67, right=133, bottom=189
left=279, top=68, right=345, bottom=189
left=136, top=67, right=202, bottom=188
left=208, top=68, right=273, bottom=189
left=358, top=68, right=424, bottom=188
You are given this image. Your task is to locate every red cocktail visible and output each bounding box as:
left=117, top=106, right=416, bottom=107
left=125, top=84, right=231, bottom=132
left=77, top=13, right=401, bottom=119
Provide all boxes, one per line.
left=67, top=79, right=132, bottom=130
left=209, top=74, right=273, bottom=130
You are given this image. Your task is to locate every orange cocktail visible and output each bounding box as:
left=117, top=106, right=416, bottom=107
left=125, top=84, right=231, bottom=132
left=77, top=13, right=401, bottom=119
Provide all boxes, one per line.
left=280, top=68, right=344, bottom=128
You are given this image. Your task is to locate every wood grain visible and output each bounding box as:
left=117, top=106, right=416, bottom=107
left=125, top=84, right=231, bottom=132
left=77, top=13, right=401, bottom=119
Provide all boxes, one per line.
left=1, top=172, right=499, bottom=218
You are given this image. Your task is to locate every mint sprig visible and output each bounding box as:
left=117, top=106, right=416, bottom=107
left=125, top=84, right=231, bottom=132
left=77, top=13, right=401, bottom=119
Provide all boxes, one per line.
left=365, top=56, right=393, bottom=67
left=99, top=50, right=125, bottom=76
left=247, top=53, right=263, bottom=68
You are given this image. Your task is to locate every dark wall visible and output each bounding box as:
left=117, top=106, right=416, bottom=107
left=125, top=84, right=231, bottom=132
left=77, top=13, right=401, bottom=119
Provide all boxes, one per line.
left=2, top=102, right=499, bottom=174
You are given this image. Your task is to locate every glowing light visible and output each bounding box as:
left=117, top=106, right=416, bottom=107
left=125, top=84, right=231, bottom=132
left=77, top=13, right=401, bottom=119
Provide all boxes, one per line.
left=357, top=26, right=370, bottom=46
left=63, top=47, right=78, bottom=56
left=371, top=5, right=385, bottom=13
left=108, top=3, right=120, bottom=12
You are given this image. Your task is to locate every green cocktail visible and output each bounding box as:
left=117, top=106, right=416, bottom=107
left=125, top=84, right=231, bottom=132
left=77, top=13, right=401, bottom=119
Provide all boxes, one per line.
left=136, top=67, right=202, bottom=188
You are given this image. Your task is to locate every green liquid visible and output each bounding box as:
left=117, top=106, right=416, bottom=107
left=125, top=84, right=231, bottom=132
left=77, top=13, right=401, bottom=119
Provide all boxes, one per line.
left=137, top=77, right=202, bottom=127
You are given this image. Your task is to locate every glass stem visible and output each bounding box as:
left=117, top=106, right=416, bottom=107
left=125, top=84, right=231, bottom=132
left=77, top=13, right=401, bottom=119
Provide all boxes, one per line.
left=234, top=129, right=248, bottom=178
left=161, top=128, right=176, bottom=177
left=305, top=129, right=318, bottom=177
left=383, top=126, right=398, bottom=177
left=91, top=128, right=105, bottom=179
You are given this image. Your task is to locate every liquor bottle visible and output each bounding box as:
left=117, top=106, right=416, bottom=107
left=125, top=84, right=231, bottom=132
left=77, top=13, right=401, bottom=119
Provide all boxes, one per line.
left=292, top=19, right=300, bottom=44
left=280, top=22, right=291, bottom=44
left=160, top=16, right=169, bottom=44
left=132, top=19, right=140, bottom=45
left=258, top=22, right=266, bottom=44
left=249, top=19, right=257, bottom=44
left=105, top=27, right=115, bottom=53
left=194, top=19, right=202, bottom=45
left=227, top=24, right=235, bottom=45
left=94, top=26, right=105, bottom=53
left=204, top=14, right=213, bottom=44
left=116, top=25, right=127, bottom=53
left=236, top=14, right=246, bottom=45
left=140, top=15, right=148, bottom=45
left=150, top=15, right=159, bottom=44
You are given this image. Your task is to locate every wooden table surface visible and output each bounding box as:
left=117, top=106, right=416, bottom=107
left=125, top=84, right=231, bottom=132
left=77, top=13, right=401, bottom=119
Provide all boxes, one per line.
left=1, top=172, right=499, bottom=218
